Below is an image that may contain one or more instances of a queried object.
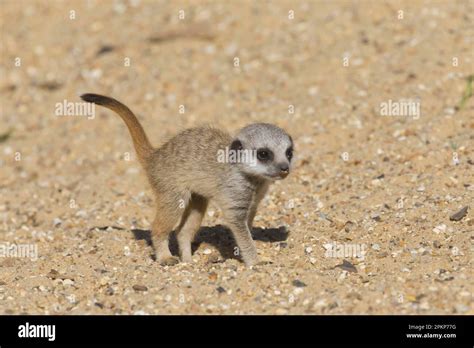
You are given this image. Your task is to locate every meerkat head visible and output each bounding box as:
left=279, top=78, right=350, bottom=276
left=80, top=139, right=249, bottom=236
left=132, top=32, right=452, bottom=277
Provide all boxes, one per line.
left=229, top=123, right=294, bottom=181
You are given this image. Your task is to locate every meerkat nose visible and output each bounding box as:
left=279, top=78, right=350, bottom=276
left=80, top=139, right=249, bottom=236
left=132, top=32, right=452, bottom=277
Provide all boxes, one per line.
left=279, top=164, right=289, bottom=173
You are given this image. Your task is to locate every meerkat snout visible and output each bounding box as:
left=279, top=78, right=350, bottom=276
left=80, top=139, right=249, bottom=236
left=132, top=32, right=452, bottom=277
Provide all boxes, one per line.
left=80, top=93, right=294, bottom=267
left=231, top=123, right=294, bottom=181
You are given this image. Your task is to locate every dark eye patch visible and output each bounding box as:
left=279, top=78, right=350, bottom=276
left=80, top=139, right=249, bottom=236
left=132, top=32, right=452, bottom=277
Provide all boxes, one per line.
left=230, top=139, right=243, bottom=151
left=286, top=147, right=293, bottom=161
left=257, top=148, right=273, bottom=162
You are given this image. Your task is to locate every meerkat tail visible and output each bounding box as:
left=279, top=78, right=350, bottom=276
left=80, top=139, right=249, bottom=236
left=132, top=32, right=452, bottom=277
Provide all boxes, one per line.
left=80, top=93, right=153, bottom=164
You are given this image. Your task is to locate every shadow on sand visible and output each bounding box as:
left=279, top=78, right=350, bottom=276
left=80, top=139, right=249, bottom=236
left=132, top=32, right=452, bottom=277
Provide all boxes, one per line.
left=131, top=224, right=289, bottom=262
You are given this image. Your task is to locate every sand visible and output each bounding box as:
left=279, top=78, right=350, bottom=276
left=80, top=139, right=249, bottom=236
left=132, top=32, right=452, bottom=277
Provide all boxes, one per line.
left=0, top=0, right=472, bottom=314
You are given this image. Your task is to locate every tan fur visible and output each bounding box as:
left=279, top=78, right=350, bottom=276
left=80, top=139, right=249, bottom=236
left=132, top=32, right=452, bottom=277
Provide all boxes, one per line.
left=80, top=93, right=293, bottom=266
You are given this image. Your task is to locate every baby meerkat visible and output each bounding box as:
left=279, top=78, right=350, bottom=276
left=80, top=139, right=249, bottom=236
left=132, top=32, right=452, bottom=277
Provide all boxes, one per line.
left=81, top=94, right=294, bottom=266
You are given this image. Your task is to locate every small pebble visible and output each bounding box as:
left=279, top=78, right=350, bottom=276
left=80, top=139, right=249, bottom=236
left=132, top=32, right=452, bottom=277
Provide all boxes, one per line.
left=293, top=288, right=304, bottom=295
left=449, top=206, right=468, bottom=221
left=371, top=213, right=381, bottom=222
left=63, top=279, right=74, bottom=286
left=53, top=218, right=62, bottom=227
left=336, top=260, right=357, bottom=273
left=371, top=244, right=381, bottom=251
left=75, top=210, right=88, bottom=218
left=454, top=304, right=469, bottom=313
left=433, top=224, right=447, bottom=234
left=338, top=271, right=347, bottom=282
left=292, top=279, right=307, bottom=287
left=132, top=284, right=148, bottom=292
left=65, top=294, right=76, bottom=304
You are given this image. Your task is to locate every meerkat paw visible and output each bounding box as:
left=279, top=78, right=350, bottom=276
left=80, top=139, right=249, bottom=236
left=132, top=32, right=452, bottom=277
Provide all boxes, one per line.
left=180, top=254, right=193, bottom=263
left=248, top=257, right=273, bottom=268
left=238, top=246, right=259, bottom=266
left=256, top=256, right=273, bottom=265
left=242, top=254, right=259, bottom=267
left=159, top=255, right=180, bottom=266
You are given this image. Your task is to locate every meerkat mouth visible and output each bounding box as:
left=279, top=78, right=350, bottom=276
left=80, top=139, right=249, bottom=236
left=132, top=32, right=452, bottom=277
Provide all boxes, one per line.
left=267, top=172, right=288, bottom=180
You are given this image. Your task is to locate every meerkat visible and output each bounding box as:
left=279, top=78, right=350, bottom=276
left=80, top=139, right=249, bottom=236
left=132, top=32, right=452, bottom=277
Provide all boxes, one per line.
left=80, top=93, right=294, bottom=266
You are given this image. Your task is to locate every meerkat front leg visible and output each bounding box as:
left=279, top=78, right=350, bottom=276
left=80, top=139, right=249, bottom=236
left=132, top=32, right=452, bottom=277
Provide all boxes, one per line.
left=228, top=217, right=258, bottom=266
left=177, top=194, right=208, bottom=263
left=215, top=186, right=259, bottom=265
left=247, top=182, right=270, bottom=230
left=224, top=203, right=258, bottom=265
left=247, top=205, right=258, bottom=232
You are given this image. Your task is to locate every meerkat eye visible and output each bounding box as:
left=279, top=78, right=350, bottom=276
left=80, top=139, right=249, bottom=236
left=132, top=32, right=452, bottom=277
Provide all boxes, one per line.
left=257, top=148, right=273, bottom=162
left=286, top=147, right=293, bottom=161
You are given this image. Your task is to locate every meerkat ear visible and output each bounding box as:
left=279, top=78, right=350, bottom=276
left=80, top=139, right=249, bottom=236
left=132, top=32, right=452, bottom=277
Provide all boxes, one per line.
left=230, top=139, right=243, bottom=151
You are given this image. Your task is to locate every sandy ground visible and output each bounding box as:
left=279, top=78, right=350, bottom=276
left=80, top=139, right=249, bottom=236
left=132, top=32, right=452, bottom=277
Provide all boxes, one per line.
left=0, top=0, right=473, bottom=315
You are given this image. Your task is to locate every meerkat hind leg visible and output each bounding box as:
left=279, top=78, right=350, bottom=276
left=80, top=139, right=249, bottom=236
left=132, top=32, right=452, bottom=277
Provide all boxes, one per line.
left=177, top=194, right=208, bottom=263
left=151, top=204, right=183, bottom=266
